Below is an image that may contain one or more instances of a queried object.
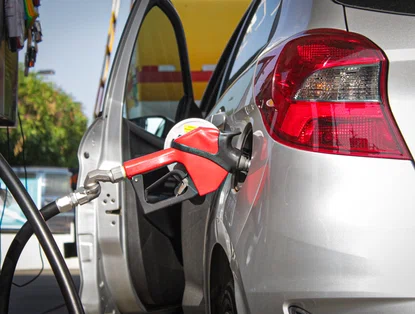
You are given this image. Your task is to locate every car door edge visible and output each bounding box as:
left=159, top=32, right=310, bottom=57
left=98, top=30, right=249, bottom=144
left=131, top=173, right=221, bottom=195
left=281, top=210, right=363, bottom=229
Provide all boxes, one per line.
left=77, top=0, right=153, bottom=312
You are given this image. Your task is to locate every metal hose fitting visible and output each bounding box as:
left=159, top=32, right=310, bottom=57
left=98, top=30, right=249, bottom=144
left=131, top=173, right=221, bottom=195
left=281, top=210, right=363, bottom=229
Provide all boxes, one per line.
left=56, top=166, right=126, bottom=213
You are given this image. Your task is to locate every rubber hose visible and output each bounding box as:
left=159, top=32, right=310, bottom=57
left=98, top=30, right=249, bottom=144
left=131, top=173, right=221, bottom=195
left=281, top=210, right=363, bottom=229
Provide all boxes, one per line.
left=0, top=201, right=60, bottom=313
left=0, top=154, right=84, bottom=314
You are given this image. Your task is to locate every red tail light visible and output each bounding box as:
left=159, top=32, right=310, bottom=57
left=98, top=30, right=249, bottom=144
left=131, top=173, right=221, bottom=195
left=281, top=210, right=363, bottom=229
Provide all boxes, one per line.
left=254, top=29, right=410, bottom=159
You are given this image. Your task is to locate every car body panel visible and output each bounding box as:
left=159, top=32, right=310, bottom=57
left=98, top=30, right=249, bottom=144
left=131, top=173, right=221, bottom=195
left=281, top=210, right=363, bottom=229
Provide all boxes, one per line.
left=206, top=1, right=415, bottom=314
left=77, top=117, right=144, bottom=314
left=77, top=0, right=150, bottom=312
left=235, top=125, right=415, bottom=313
left=270, top=0, right=346, bottom=46
left=204, top=0, right=351, bottom=313
left=345, top=7, right=415, bottom=157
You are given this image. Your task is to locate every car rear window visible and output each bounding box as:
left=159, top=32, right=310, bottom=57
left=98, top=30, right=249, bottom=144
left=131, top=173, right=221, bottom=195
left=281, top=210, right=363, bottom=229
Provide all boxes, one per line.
left=336, top=0, right=415, bottom=15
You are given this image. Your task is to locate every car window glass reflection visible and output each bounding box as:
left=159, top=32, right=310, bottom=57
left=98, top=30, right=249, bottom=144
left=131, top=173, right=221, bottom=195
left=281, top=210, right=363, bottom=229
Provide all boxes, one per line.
left=124, top=6, right=183, bottom=137
left=229, top=0, right=281, bottom=81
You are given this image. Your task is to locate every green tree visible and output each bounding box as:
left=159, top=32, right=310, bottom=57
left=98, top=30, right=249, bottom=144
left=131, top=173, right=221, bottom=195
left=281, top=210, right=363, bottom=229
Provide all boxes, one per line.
left=0, top=66, right=88, bottom=168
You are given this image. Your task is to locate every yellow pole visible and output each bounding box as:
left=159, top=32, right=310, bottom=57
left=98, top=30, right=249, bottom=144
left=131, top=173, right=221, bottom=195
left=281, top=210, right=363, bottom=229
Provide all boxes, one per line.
left=93, top=0, right=121, bottom=118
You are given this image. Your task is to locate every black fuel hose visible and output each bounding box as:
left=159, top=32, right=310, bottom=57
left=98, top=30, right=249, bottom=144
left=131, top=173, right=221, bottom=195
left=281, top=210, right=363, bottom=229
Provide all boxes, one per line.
left=0, top=201, right=60, bottom=313
left=0, top=154, right=84, bottom=314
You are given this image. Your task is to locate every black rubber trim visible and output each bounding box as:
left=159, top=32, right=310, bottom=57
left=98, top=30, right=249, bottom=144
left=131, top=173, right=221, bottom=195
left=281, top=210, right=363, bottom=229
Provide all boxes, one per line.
left=140, top=0, right=196, bottom=122
left=127, top=119, right=164, bottom=150
left=268, top=0, right=283, bottom=42
left=333, top=0, right=415, bottom=17
left=343, top=5, right=350, bottom=31
left=133, top=170, right=198, bottom=215
left=218, top=0, right=283, bottom=96
left=199, top=3, right=253, bottom=114
left=215, top=1, right=258, bottom=102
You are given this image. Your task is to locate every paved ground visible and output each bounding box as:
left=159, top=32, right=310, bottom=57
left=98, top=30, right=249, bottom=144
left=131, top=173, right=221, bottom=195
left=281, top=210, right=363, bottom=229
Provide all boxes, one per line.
left=8, top=272, right=80, bottom=314
left=8, top=273, right=184, bottom=314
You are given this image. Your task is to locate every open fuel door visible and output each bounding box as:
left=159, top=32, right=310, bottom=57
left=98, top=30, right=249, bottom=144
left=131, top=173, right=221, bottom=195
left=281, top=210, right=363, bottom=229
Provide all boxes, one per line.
left=77, top=1, right=199, bottom=312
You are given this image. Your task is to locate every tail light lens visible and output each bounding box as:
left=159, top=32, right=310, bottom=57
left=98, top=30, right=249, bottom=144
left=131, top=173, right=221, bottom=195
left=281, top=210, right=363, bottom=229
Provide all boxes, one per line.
left=254, top=28, right=410, bottom=159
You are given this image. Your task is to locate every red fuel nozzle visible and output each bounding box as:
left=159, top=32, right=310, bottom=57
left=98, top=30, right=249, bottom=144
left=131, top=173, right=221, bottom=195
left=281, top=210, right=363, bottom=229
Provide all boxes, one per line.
left=123, top=127, right=233, bottom=196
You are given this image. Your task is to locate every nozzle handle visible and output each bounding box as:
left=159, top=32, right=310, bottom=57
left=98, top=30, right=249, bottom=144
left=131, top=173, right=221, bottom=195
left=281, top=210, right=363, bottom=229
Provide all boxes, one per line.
left=131, top=170, right=198, bottom=215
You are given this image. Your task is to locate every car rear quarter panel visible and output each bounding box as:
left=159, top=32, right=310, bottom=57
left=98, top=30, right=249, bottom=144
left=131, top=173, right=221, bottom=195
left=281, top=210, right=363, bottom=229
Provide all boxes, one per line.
left=210, top=0, right=348, bottom=275
left=235, top=124, right=415, bottom=313
left=269, top=0, right=346, bottom=47
left=213, top=1, right=415, bottom=314
left=345, top=7, right=415, bottom=157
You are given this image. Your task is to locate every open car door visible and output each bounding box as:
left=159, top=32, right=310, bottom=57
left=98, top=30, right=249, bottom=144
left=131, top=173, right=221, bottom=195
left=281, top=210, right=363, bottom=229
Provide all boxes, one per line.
left=77, top=1, right=200, bottom=312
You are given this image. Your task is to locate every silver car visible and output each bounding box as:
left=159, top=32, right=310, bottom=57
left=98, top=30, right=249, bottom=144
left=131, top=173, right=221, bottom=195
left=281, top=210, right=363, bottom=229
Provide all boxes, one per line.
left=77, top=0, right=415, bottom=313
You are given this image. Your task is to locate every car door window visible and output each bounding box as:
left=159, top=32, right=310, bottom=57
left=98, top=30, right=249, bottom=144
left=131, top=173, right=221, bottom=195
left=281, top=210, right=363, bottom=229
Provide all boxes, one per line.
left=228, top=0, right=281, bottom=85
left=207, top=0, right=281, bottom=116
left=124, top=6, right=183, bottom=137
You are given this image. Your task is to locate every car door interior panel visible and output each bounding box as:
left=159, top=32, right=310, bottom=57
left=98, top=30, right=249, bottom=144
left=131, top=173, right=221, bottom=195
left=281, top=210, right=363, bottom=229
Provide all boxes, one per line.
left=77, top=0, right=199, bottom=311
left=122, top=118, right=184, bottom=307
